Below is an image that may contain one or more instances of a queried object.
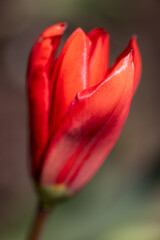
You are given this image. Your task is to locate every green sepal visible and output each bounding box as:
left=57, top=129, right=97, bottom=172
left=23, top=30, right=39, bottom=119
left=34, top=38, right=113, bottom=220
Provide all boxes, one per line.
left=35, top=183, right=72, bottom=210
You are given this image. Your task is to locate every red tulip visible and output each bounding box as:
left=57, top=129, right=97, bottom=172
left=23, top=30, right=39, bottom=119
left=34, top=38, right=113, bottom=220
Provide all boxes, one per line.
left=27, top=23, right=141, bottom=204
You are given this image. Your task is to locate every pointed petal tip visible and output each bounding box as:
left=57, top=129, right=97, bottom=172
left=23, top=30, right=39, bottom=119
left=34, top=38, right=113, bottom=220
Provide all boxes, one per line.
left=72, top=27, right=89, bottom=40
left=131, top=34, right=137, bottom=40
left=114, top=36, right=140, bottom=66
left=61, top=27, right=91, bottom=48
left=129, top=37, right=139, bottom=59
left=129, top=36, right=141, bottom=54
left=129, top=36, right=139, bottom=48
left=75, top=27, right=83, bottom=32
left=124, top=36, right=141, bottom=92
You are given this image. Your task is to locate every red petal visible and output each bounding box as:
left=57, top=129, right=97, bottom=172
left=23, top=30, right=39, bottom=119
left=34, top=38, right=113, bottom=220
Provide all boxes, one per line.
left=115, top=36, right=141, bottom=92
left=27, top=23, right=67, bottom=176
left=88, top=28, right=110, bottom=87
left=40, top=51, right=134, bottom=192
left=49, top=28, right=91, bottom=134
left=131, top=37, right=142, bottom=92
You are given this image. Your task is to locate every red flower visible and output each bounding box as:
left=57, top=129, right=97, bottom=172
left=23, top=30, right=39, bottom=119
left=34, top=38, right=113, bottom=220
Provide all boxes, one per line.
left=27, top=23, right=141, bottom=204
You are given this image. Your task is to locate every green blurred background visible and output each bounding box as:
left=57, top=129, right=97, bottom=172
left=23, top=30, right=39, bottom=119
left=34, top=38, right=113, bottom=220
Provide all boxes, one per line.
left=0, top=0, right=160, bottom=239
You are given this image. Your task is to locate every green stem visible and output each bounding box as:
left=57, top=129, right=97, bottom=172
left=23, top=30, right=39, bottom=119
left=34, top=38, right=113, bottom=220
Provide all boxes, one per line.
left=27, top=203, right=48, bottom=240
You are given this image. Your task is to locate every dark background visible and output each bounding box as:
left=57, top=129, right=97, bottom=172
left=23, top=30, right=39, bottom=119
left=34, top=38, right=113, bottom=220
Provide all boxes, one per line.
left=0, top=0, right=160, bottom=239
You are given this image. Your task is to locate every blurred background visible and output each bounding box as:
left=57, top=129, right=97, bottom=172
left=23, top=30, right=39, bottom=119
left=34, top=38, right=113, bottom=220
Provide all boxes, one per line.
left=0, top=0, right=160, bottom=239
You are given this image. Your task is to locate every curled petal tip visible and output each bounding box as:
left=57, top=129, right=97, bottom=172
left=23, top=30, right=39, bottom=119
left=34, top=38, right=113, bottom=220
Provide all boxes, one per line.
left=39, top=22, right=67, bottom=39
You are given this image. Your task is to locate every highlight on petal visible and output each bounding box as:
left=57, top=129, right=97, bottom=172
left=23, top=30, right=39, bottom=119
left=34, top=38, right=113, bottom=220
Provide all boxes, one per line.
left=27, top=23, right=67, bottom=176
left=40, top=50, right=134, bottom=193
left=115, top=36, right=142, bottom=92
left=88, top=28, right=110, bottom=87
left=49, top=28, right=91, bottom=134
